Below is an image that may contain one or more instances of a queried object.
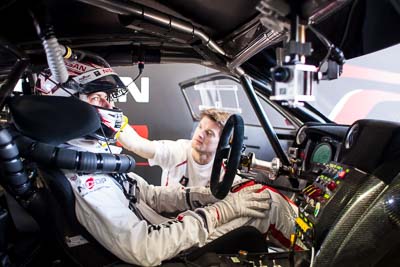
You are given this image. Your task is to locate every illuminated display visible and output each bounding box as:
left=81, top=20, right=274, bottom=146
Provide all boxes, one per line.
left=311, top=143, right=332, bottom=164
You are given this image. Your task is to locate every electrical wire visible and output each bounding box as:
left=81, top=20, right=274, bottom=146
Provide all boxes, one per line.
left=308, top=25, right=333, bottom=71
left=132, top=66, right=144, bottom=82
left=123, top=62, right=144, bottom=89
left=309, top=246, right=315, bottom=267
left=99, top=125, right=113, bottom=155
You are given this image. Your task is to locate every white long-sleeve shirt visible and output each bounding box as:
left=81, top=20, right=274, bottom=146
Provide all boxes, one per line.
left=149, top=139, right=214, bottom=187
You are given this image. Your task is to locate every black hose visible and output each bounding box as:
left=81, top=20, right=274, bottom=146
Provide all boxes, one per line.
left=0, top=127, right=52, bottom=232
left=0, top=126, right=31, bottom=197
left=12, top=131, right=135, bottom=174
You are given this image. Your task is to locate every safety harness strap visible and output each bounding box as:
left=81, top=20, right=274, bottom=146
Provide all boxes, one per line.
left=111, top=173, right=146, bottom=221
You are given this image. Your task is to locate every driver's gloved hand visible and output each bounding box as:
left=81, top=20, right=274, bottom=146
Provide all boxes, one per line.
left=195, top=184, right=271, bottom=233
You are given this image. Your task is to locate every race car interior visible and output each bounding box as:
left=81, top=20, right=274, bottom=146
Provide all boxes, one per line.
left=0, top=0, right=400, bottom=266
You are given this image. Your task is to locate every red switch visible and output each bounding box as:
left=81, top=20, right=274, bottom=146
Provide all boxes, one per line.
left=338, top=170, right=346, bottom=179
left=327, top=181, right=337, bottom=191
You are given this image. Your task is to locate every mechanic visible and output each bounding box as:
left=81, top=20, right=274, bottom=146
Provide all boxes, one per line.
left=117, top=108, right=231, bottom=187
left=35, top=56, right=301, bottom=266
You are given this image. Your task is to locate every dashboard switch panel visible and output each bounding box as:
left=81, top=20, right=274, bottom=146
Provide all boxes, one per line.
left=295, top=161, right=368, bottom=248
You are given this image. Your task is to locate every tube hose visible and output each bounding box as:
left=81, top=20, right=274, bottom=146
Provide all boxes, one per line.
left=12, top=131, right=135, bottom=174
left=41, top=37, right=69, bottom=83
left=29, top=2, right=69, bottom=83
left=0, top=127, right=31, bottom=197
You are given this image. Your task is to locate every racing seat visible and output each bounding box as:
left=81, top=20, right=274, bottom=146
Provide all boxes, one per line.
left=39, top=168, right=122, bottom=267
left=4, top=95, right=270, bottom=266
left=4, top=95, right=124, bottom=266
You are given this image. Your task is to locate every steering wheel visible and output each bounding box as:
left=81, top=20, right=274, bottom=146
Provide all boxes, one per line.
left=210, top=114, right=244, bottom=199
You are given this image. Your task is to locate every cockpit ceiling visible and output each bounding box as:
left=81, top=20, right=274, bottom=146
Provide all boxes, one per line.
left=0, top=0, right=399, bottom=71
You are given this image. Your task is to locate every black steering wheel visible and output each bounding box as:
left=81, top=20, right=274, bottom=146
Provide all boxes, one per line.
left=210, top=114, right=244, bottom=199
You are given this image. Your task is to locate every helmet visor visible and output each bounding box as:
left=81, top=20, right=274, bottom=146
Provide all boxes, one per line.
left=72, top=68, right=128, bottom=98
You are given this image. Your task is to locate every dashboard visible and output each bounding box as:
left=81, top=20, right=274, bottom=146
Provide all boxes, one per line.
left=290, top=123, right=349, bottom=173
left=283, top=120, right=400, bottom=265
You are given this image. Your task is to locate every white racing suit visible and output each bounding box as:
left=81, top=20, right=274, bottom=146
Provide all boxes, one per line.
left=63, top=139, right=300, bottom=266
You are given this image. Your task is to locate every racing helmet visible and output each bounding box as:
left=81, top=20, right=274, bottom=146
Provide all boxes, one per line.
left=35, top=56, right=128, bottom=142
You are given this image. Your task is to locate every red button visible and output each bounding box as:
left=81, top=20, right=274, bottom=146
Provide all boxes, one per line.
left=338, top=171, right=346, bottom=179
left=327, top=181, right=337, bottom=191
left=310, top=188, right=322, bottom=198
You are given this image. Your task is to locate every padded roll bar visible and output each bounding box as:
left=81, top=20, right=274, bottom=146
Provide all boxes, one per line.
left=12, top=131, right=136, bottom=174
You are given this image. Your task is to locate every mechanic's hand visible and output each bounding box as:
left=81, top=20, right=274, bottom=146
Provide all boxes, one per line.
left=196, top=184, right=271, bottom=232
